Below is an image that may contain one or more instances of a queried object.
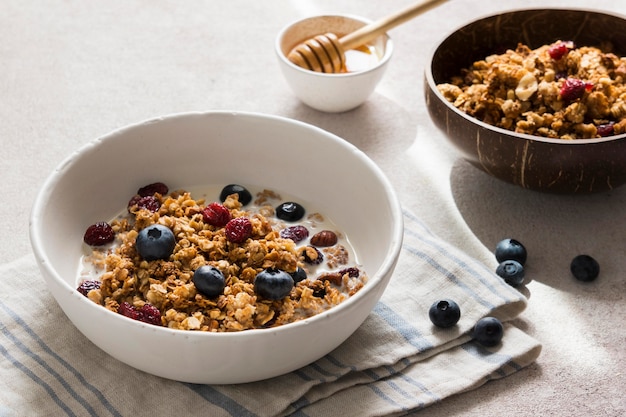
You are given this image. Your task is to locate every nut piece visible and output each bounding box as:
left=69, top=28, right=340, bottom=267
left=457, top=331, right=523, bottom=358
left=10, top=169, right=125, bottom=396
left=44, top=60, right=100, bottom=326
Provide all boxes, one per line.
left=310, top=230, right=338, bottom=247
left=515, top=71, right=538, bottom=101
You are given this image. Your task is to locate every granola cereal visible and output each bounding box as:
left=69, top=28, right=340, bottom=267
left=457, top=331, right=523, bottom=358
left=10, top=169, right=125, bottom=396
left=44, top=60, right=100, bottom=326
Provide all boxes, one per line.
left=437, top=40, right=626, bottom=139
left=79, top=185, right=367, bottom=332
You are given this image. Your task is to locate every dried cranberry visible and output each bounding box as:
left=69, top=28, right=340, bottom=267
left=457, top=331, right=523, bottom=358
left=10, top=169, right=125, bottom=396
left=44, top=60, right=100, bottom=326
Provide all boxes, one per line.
left=313, top=287, right=326, bottom=298
left=225, top=217, right=252, bottom=243
left=560, top=78, right=593, bottom=102
left=129, top=195, right=161, bottom=212
left=338, top=267, right=360, bottom=278
left=280, top=225, right=309, bottom=242
left=83, top=222, right=115, bottom=246
left=302, top=245, right=324, bottom=265
left=77, top=280, right=100, bottom=296
left=118, top=301, right=162, bottom=325
left=127, top=195, right=141, bottom=210
left=548, top=41, right=574, bottom=60
left=139, top=304, right=162, bottom=325
left=202, top=202, right=231, bottom=227
left=597, top=122, right=615, bottom=137
left=118, top=301, right=141, bottom=320
left=137, top=182, right=168, bottom=197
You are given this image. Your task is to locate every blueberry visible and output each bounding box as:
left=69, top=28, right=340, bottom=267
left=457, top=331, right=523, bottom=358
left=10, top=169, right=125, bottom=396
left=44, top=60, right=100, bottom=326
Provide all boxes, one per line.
left=193, top=265, right=226, bottom=297
left=254, top=268, right=294, bottom=300
left=570, top=254, right=600, bottom=282
left=220, top=184, right=252, bottom=206
left=495, top=238, right=527, bottom=265
left=276, top=202, right=305, bottom=222
left=290, top=267, right=307, bottom=283
left=495, top=260, right=525, bottom=287
left=473, top=317, right=504, bottom=347
left=136, top=224, right=176, bottom=261
left=429, top=299, right=461, bottom=328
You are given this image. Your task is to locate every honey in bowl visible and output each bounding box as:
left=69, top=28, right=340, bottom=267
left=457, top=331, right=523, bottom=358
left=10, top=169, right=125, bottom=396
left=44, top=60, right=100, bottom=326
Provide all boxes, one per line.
left=343, top=44, right=380, bottom=73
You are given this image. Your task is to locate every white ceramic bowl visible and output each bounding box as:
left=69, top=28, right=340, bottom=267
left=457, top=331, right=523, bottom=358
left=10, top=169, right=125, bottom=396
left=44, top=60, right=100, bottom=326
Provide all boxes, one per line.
left=29, top=111, right=403, bottom=384
left=276, top=15, right=393, bottom=113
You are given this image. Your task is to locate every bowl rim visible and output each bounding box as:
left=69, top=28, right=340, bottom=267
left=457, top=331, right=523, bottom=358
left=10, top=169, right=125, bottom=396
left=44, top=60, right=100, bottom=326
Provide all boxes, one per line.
left=424, top=6, right=626, bottom=145
left=275, top=13, right=394, bottom=78
left=29, top=110, right=405, bottom=339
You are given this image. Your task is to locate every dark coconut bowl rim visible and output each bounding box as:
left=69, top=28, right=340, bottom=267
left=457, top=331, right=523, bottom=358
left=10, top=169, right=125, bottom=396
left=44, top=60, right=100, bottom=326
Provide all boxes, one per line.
left=425, top=6, right=626, bottom=146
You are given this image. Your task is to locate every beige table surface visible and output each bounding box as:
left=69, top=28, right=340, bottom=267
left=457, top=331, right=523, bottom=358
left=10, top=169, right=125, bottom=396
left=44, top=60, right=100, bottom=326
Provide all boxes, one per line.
left=2, top=0, right=625, bottom=415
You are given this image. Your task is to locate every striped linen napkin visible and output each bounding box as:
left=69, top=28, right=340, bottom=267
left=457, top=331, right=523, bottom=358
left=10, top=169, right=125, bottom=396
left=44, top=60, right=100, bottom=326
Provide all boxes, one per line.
left=0, top=210, right=541, bottom=417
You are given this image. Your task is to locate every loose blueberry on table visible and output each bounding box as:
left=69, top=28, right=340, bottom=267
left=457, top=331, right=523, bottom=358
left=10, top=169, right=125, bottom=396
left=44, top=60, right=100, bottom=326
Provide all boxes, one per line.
left=496, top=259, right=525, bottom=287
left=495, top=238, right=527, bottom=265
left=472, top=317, right=504, bottom=347
left=570, top=254, right=600, bottom=282
left=429, top=299, right=461, bottom=328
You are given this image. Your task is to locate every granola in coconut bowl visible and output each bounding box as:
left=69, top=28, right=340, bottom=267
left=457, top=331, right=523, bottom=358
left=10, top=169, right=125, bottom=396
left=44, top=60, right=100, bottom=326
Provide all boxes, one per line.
left=436, top=40, right=626, bottom=139
left=78, top=182, right=367, bottom=332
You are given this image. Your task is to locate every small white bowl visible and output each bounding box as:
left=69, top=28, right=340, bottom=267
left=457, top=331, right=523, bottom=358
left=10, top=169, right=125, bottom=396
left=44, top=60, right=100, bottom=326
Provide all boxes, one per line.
left=276, top=15, right=393, bottom=113
left=29, top=111, right=403, bottom=384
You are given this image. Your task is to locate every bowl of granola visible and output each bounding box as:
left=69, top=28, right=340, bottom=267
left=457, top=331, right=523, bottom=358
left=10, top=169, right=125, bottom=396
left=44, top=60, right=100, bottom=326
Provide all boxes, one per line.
left=425, top=8, right=626, bottom=193
left=29, top=111, right=403, bottom=384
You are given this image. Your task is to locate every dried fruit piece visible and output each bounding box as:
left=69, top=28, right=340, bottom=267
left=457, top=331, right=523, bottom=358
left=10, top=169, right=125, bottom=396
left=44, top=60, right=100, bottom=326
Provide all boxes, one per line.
left=202, top=202, right=231, bottom=227
left=548, top=41, right=574, bottom=60
left=224, top=217, right=252, bottom=243
left=338, top=267, right=360, bottom=278
left=118, top=301, right=162, bottom=325
left=301, top=245, right=324, bottom=265
left=310, top=230, right=338, bottom=247
left=280, top=225, right=309, bottom=242
left=597, top=122, right=615, bottom=137
left=139, top=304, right=162, bottom=325
left=560, top=78, right=593, bottom=102
left=118, top=301, right=141, bottom=321
left=83, top=222, right=115, bottom=246
left=77, top=280, right=100, bottom=296
left=318, top=272, right=343, bottom=285
left=136, top=195, right=161, bottom=212
left=137, top=182, right=168, bottom=197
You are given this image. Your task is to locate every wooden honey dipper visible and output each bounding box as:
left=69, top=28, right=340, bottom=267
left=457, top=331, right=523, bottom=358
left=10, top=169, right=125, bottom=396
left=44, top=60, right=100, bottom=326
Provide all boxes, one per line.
left=287, top=0, right=447, bottom=73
